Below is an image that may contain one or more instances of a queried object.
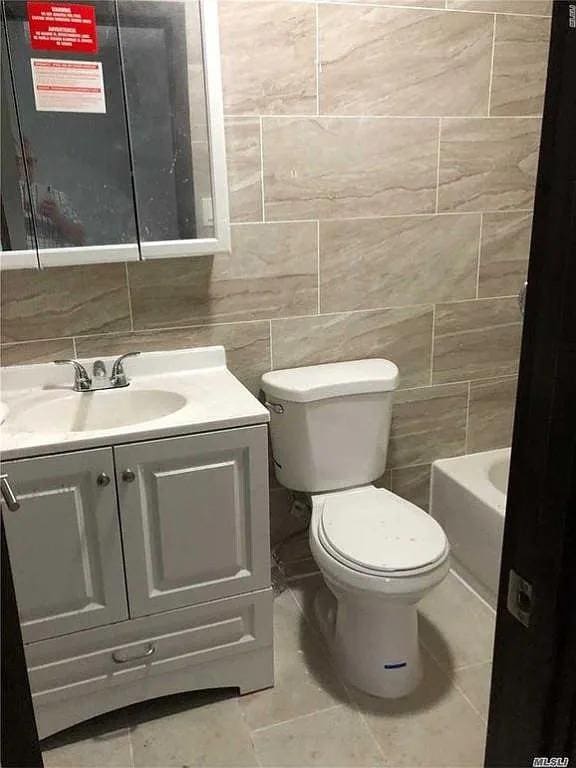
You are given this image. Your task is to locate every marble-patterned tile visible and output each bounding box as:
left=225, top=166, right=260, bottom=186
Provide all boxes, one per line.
left=490, top=15, right=550, bottom=116
left=390, top=464, right=432, bottom=510
left=128, top=222, right=317, bottom=328
left=438, top=118, right=541, bottom=212
left=75, top=321, right=270, bottom=395
left=419, top=572, right=495, bottom=670
left=271, top=306, right=433, bottom=389
left=319, top=6, right=492, bottom=116
left=219, top=1, right=316, bottom=115
left=131, top=697, right=257, bottom=767
left=252, top=704, right=383, bottom=767
left=447, top=0, right=551, bottom=15
left=42, top=727, right=132, bottom=768
left=1, top=265, right=130, bottom=343
left=350, top=650, right=486, bottom=768
left=1, top=338, right=74, bottom=367
left=454, top=663, right=492, bottom=720
left=320, top=214, right=479, bottom=312
left=432, top=297, right=522, bottom=383
left=336, top=0, right=444, bottom=7
left=478, top=212, right=532, bottom=298
left=389, top=384, right=468, bottom=468
left=225, top=119, right=263, bottom=223
left=239, top=589, right=349, bottom=730
left=467, top=376, right=517, bottom=452
left=263, top=117, right=438, bottom=220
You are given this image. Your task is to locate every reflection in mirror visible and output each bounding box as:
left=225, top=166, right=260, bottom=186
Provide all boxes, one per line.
left=1, top=17, right=38, bottom=264
left=118, top=0, right=215, bottom=245
left=2, top=0, right=138, bottom=261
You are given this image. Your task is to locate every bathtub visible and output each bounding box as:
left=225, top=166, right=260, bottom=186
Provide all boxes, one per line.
left=430, top=448, right=510, bottom=608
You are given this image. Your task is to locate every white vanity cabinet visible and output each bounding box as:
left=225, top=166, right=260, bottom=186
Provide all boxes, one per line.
left=1, top=423, right=273, bottom=739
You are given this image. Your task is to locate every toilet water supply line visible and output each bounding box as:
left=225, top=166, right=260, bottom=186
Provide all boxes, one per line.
left=271, top=493, right=311, bottom=594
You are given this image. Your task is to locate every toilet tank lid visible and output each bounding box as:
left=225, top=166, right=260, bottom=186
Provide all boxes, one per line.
left=261, top=359, right=399, bottom=403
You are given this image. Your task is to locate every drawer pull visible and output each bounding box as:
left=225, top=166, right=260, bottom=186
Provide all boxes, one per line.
left=112, top=643, right=156, bottom=664
left=1, top=475, right=20, bottom=511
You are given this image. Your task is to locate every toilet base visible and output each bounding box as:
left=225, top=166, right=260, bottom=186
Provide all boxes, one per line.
left=314, top=585, right=423, bottom=699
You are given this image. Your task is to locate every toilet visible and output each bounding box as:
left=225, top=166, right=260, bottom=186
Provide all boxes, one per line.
left=261, top=358, right=450, bottom=699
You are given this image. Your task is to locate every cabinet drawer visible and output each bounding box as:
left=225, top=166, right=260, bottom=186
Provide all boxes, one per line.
left=25, top=588, right=273, bottom=703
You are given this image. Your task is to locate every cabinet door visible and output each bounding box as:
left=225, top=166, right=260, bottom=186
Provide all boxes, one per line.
left=115, top=426, right=270, bottom=617
left=2, top=449, right=129, bottom=643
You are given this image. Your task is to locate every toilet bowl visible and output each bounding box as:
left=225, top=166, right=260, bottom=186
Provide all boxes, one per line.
left=261, top=358, right=450, bottom=699
left=309, top=485, right=449, bottom=698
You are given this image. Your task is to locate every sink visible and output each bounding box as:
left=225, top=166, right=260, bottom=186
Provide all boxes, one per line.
left=14, top=389, right=187, bottom=433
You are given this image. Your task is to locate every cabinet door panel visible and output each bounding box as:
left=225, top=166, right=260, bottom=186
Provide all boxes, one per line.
left=2, top=449, right=129, bottom=643
left=115, top=426, right=269, bottom=617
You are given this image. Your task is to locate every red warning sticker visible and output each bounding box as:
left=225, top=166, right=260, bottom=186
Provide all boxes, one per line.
left=27, top=2, right=98, bottom=54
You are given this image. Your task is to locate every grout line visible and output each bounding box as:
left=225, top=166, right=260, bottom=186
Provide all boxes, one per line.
left=452, top=677, right=489, bottom=724
left=316, top=220, right=321, bottom=314
left=450, top=568, right=497, bottom=615
left=224, top=113, right=543, bottom=121
left=315, top=2, right=320, bottom=116
left=268, top=319, right=274, bottom=370
left=231, top=209, right=534, bottom=225
left=475, top=213, right=483, bottom=299
left=259, top=117, right=266, bottom=222
left=429, top=304, right=436, bottom=385
left=262, top=0, right=553, bottom=17
left=435, top=119, right=442, bottom=214
left=124, top=262, right=135, bottom=333
left=464, top=380, right=472, bottom=453
left=487, top=14, right=497, bottom=117
left=250, top=704, right=342, bottom=735
left=127, top=728, right=135, bottom=768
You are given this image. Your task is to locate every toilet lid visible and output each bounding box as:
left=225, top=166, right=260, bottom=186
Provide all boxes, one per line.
left=319, top=488, right=447, bottom=574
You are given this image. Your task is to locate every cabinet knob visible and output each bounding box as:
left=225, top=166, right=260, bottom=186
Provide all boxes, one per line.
left=97, top=472, right=111, bottom=487
left=122, top=468, right=136, bottom=483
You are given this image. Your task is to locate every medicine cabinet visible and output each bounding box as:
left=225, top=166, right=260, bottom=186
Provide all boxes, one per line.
left=0, top=0, right=230, bottom=269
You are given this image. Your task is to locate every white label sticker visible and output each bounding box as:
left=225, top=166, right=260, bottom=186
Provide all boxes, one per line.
left=31, top=58, right=106, bottom=113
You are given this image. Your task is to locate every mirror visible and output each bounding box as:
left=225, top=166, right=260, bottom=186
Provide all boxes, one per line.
left=0, top=0, right=230, bottom=269
left=2, top=0, right=140, bottom=266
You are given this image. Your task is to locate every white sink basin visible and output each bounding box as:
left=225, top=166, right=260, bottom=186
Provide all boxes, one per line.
left=15, top=389, right=187, bottom=433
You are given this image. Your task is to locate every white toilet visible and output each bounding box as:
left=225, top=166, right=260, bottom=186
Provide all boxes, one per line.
left=261, top=358, right=450, bottom=699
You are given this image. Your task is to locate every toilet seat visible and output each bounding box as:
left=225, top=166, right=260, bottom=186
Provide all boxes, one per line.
left=317, top=487, right=448, bottom=578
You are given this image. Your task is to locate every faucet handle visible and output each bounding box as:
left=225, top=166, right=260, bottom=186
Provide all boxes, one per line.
left=54, top=359, right=92, bottom=392
left=110, top=351, right=141, bottom=386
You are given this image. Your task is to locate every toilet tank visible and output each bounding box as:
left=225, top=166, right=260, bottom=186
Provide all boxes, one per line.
left=261, top=359, right=399, bottom=493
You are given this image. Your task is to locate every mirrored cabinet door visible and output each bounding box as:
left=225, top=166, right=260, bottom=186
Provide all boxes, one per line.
left=2, top=0, right=139, bottom=267
left=0, top=0, right=229, bottom=269
left=118, top=0, right=230, bottom=259
left=1, top=18, right=39, bottom=269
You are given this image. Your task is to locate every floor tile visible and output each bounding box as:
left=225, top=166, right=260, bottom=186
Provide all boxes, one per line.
left=419, top=572, right=496, bottom=671
left=239, top=589, right=349, bottom=730
left=42, top=728, right=132, bottom=768
left=455, top=663, right=493, bottom=721
left=350, top=651, right=486, bottom=767
left=131, top=696, right=257, bottom=767
left=252, top=705, right=383, bottom=767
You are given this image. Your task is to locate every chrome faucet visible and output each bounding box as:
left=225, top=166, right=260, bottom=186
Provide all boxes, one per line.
left=54, top=352, right=141, bottom=392
left=54, top=359, right=92, bottom=392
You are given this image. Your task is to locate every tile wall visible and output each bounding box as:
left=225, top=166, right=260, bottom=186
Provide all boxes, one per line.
left=1, top=0, right=551, bottom=559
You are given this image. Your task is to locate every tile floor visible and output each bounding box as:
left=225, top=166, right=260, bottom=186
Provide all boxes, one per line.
left=42, top=571, right=495, bottom=768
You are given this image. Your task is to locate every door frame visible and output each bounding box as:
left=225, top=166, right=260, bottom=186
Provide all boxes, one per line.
left=485, top=1, right=576, bottom=764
